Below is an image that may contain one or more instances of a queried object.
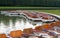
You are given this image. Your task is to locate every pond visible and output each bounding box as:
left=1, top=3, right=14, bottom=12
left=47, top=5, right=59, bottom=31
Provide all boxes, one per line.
left=0, top=12, right=41, bottom=35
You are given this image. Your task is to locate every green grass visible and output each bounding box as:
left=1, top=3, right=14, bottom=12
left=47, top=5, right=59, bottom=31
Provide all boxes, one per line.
left=30, top=10, right=60, bottom=15
left=0, top=7, right=60, bottom=10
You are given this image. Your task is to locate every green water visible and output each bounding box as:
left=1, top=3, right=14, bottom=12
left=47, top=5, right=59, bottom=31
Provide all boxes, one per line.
left=0, top=14, right=26, bottom=26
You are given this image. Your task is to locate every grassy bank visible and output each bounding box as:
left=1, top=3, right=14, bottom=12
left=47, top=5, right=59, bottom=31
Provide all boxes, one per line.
left=0, top=7, right=60, bottom=15
left=0, top=7, right=60, bottom=10
left=30, top=10, right=60, bottom=15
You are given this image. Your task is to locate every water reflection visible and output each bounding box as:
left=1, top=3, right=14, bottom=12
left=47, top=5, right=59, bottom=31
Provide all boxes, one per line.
left=0, top=14, right=36, bottom=35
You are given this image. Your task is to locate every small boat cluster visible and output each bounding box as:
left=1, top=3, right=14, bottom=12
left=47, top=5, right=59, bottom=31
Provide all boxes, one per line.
left=0, top=20, right=60, bottom=38
left=0, top=10, right=60, bottom=38
left=0, top=10, right=60, bottom=24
